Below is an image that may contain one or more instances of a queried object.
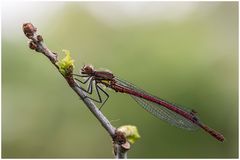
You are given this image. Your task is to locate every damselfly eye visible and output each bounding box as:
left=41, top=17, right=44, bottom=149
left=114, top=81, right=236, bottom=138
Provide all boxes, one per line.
left=81, top=65, right=94, bottom=74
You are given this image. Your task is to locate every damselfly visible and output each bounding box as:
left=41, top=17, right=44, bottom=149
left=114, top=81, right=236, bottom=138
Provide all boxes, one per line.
left=73, top=65, right=224, bottom=142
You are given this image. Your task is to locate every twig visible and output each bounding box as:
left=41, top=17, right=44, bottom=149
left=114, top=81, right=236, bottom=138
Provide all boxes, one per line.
left=113, top=132, right=130, bottom=158
left=22, top=23, right=129, bottom=158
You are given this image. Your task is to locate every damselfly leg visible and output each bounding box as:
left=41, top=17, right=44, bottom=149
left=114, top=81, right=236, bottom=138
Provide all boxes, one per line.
left=74, top=75, right=109, bottom=110
left=72, top=73, right=91, bottom=84
left=95, top=82, right=109, bottom=110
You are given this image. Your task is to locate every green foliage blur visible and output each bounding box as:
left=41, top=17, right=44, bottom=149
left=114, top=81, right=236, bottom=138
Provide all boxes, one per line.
left=2, top=2, right=238, bottom=158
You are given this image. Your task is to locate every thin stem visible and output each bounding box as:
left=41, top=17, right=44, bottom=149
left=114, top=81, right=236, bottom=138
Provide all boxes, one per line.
left=22, top=23, right=128, bottom=158
left=115, top=145, right=128, bottom=159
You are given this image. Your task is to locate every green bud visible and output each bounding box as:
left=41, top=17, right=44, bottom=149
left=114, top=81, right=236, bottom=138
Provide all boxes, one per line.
left=117, top=125, right=140, bottom=144
left=56, top=50, right=75, bottom=76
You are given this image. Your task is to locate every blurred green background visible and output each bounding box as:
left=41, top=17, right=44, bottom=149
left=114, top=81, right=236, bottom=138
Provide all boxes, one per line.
left=2, top=1, right=238, bottom=158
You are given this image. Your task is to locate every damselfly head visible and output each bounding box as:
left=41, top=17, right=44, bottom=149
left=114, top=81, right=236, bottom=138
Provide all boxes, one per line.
left=81, top=64, right=94, bottom=75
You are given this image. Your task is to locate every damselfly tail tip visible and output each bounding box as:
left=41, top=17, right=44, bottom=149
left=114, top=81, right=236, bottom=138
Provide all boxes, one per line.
left=208, top=130, right=225, bottom=142
left=198, top=123, right=224, bottom=142
left=215, top=133, right=225, bottom=142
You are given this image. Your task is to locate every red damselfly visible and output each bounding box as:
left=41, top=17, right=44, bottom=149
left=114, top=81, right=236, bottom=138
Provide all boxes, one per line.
left=73, top=65, right=224, bottom=142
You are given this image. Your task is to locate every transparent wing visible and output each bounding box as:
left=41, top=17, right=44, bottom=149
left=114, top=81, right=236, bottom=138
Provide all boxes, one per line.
left=115, top=77, right=198, bottom=130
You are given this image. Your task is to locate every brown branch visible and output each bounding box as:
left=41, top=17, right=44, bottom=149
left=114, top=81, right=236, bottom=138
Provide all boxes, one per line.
left=22, top=23, right=130, bottom=158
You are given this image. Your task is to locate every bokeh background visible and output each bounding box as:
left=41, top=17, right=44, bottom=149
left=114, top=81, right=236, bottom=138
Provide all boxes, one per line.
left=2, top=1, right=238, bottom=158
